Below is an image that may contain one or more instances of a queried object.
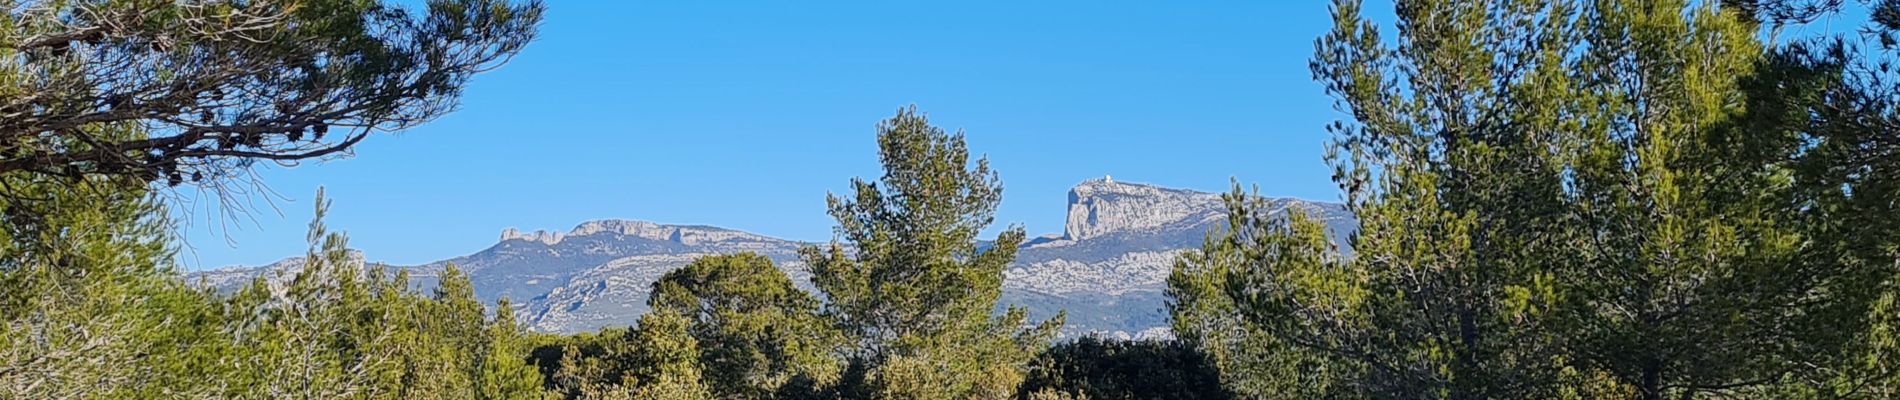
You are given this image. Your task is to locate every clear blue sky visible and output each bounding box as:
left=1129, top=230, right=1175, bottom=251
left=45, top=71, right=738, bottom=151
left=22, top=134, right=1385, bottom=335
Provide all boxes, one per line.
left=176, top=1, right=1373, bottom=270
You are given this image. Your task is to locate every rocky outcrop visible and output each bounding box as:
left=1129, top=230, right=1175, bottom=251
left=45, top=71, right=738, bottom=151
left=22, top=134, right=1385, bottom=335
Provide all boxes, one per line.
left=499, top=228, right=564, bottom=245
left=502, top=220, right=767, bottom=247
left=1063, top=178, right=1222, bottom=241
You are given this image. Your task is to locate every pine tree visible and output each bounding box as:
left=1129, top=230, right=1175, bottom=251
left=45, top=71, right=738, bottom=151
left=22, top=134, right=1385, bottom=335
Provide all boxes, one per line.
left=0, top=172, right=234, bottom=398
left=541, top=312, right=713, bottom=400
left=620, top=310, right=713, bottom=400
left=1167, top=188, right=1366, bottom=399
left=648, top=252, right=843, bottom=398
left=801, top=106, right=1061, bottom=399
left=1171, top=0, right=1866, bottom=398
left=542, top=328, right=641, bottom=399
left=1015, top=336, right=1230, bottom=400
left=0, top=0, right=543, bottom=184
left=1724, top=1, right=1900, bottom=396
left=219, top=190, right=559, bottom=399
left=428, top=265, right=488, bottom=397
left=481, top=298, right=556, bottom=400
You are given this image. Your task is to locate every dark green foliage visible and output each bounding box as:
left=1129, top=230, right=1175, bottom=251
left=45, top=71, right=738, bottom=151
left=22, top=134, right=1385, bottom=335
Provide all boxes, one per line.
left=0, top=0, right=552, bottom=396
left=1170, top=0, right=1900, bottom=399
left=218, top=191, right=556, bottom=399
left=0, top=0, right=544, bottom=184
left=1016, top=337, right=1230, bottom=400
left=537, top=107, right=1067, bottom=400
left=802, top=106, right=1063, bottom=399
left=532, top=253, right=842, bottom=399
left=484, top=298, right=557, bottom=400
left=0, top=173, right=230, bottom=398
left=649, top=253, right=843, bottom=398
left=0, top=1, right=559, bottom=397
left=1737, top=2, right=1900, bottom=396
left=610, top=310, right=714, bottom=399
left=530, top=327, right=632, bottom=397
left=533, top=327, right=638, bottom=399
left=12, top=0, right=1900, bottom=397
left=0, top=184, right=556, bottom=399
left=535, top=314, right=718, bottom=399
left=1167, top=190, right=1360, bottom=399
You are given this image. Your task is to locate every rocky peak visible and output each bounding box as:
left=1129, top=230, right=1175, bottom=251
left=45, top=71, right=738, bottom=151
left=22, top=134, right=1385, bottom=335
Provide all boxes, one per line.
left=500, top=227, right=565, bottom=245
left=1063, top=177, right=1222, bottom=240
left=500, top=219, right=760, bottom=247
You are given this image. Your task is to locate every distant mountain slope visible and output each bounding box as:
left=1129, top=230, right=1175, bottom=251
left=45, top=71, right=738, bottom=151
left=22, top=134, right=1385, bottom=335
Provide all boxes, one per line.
left=188, top=178, right=1357, bottom=338
left=1002, top=178, right=1356, bottom=338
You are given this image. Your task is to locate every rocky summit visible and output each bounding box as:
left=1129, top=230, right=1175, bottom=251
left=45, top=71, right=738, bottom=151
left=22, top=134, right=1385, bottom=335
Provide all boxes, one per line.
left=187, top=178, right=1356, bottom=339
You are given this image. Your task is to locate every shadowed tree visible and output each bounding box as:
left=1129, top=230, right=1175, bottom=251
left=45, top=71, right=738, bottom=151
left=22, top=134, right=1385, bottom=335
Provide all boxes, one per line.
left=1015, top=336, right=1231, bottom=400
left=0, top=0, right=542, bottom=188
left=1718, top=0, right=1900, bottom=397
left=1172, top=0, right=1894, bottom=398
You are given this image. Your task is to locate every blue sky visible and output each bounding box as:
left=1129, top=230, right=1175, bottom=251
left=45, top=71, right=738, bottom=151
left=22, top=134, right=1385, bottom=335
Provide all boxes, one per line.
left=176, top=1, right=1367, bottom=269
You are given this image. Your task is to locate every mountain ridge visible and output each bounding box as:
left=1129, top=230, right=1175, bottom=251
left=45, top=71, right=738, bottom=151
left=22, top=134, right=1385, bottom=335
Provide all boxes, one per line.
left=187, top=178, right=1357, bottom=338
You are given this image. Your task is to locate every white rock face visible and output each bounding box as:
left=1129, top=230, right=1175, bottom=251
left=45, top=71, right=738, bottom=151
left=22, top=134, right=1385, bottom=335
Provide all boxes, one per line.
left=500, top=228, right=564, bottom=245
left=1064, top=178, right=1222, bottom=240
left=502, top=220, right=764, bottom=247
left=1005, top=250, right=1187, bottom=296
left=525, top=253, right=812, bottom=333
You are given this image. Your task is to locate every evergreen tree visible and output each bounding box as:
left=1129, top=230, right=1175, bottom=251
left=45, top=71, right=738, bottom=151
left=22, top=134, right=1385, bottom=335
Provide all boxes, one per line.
left=1167, top=189, right=1367, bottom=399
left=1172, top=0, right=1876, bottom=398
left=539, top=312, right=715, bottom=400
left=217, top=190, right=556, bottom=399
left=618, top=310, right=713, bottom=400
left=648, top=252, right=843, bottom=398
left=1724, top=1, right=1900, bottom=396
left=0, top=172, right=235, bottom=398
left=223, top=190, right=407, bottom=398
left=801, top=106, right=1061, bottom=399
left=1015, top=336, right=1230, bottom=400
left=481, top=298, right=556, bottom=400
left=539, top=328, right=640, bottom=399
left=0, top=181, right=558, bottom=399
left=0, top=0, right=543, bottom=184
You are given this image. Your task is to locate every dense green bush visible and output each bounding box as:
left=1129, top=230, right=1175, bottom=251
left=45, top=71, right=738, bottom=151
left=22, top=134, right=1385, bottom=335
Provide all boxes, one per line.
left=1016, top=337, right=1230, bottom=400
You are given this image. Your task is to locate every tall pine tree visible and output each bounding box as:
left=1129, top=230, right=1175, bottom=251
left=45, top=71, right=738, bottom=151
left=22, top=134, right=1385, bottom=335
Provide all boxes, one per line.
left=1171, top=0, right=1883, bottom=398
left=802, top=106, right=1061, bottom=399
